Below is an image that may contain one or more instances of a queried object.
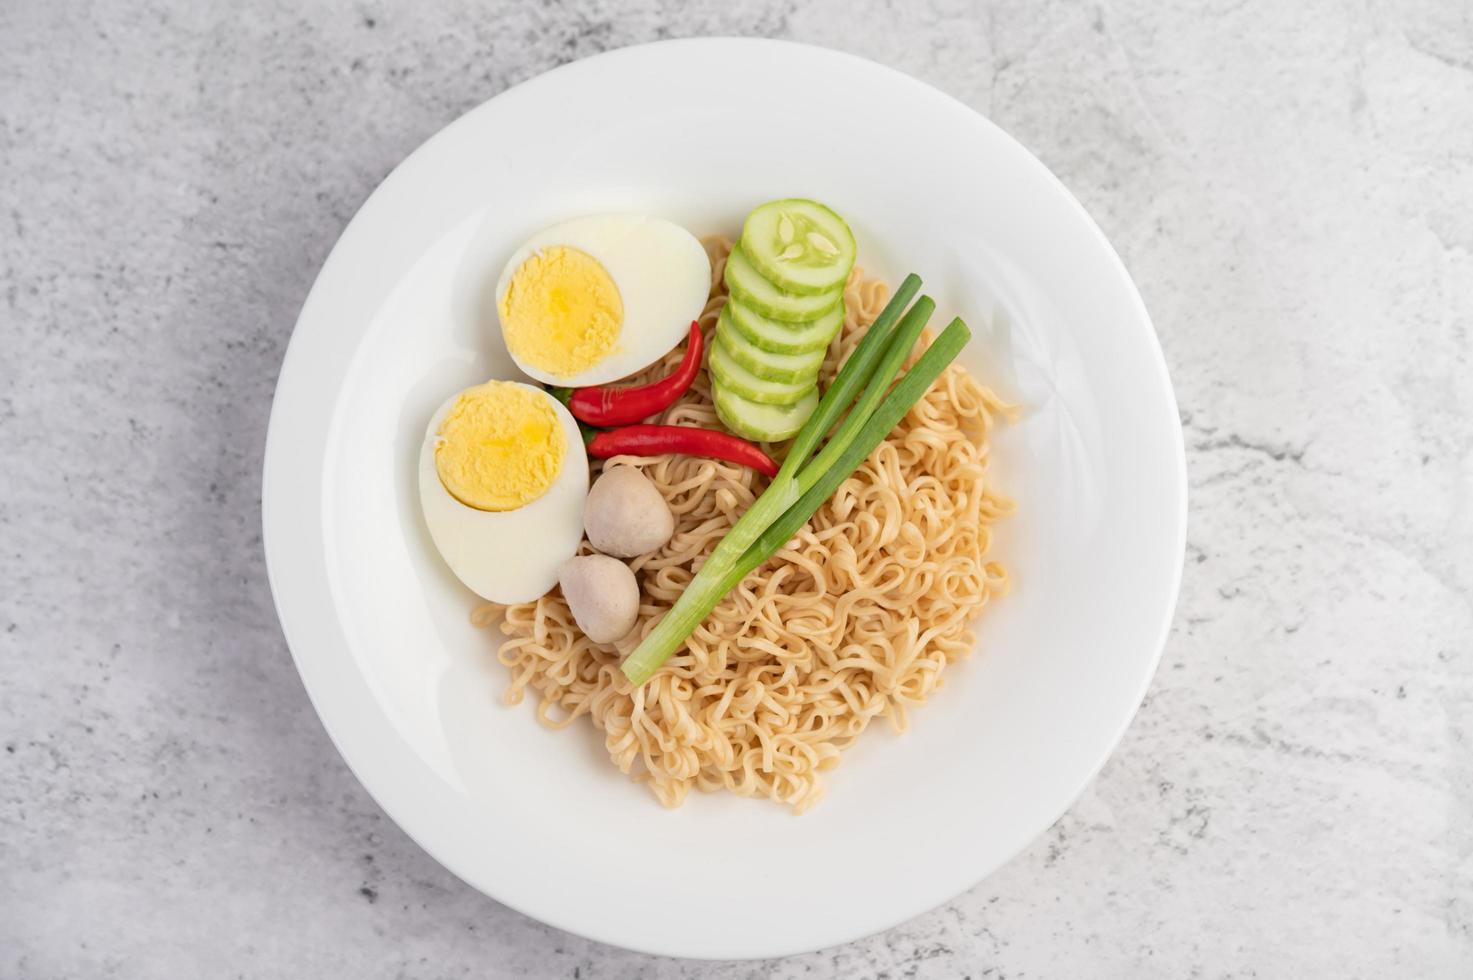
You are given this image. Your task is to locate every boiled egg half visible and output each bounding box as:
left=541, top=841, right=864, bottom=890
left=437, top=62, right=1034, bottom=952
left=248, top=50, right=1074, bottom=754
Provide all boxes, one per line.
left=418, top=380, right=587, bottom=603
left=495, top=214, right=711, bottom=387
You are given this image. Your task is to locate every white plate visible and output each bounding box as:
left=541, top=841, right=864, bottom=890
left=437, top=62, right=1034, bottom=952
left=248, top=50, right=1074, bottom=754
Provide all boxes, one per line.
left=263, top=38, right=1186, bottom=960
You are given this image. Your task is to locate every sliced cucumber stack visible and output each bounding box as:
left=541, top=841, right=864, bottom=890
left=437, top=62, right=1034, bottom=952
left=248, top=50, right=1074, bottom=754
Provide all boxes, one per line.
left=715, top=199, right=857, bottom=442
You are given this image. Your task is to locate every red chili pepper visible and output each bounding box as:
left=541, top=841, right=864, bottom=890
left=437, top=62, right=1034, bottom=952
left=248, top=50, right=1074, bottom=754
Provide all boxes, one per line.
left=553, top=322, right=703, bottom=426
left=584, top=425, right=779, bottom=478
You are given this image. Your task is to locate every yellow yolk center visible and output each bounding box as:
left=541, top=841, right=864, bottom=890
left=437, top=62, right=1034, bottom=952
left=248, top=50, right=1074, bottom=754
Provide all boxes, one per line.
left=434, top=382, right=565, bottom=512
left=498, top=246, right=623, bottom=378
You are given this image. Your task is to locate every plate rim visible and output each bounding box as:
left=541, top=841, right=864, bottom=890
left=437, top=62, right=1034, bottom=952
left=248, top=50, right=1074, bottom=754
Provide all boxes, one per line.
left=262, top=36, right=1187, bottom=960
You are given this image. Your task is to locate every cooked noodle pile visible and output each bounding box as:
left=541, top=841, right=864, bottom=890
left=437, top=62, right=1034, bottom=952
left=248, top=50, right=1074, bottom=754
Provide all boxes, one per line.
left=473, top=238, right=1013, bottom=812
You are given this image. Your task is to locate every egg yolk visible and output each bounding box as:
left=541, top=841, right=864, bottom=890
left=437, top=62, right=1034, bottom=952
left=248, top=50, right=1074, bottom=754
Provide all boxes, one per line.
left=498, top=246, right=623, bottom=378
left=434, top=382, right=565, bottom=512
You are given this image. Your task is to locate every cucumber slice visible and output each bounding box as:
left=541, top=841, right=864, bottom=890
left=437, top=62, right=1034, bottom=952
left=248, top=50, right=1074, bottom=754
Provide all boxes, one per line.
left=723, top=297, right=845, bottom=355
left=714, top=383, right=819, bottom=442
left=724, top=245, right=844, bottom=323
left=716, top=309, right=826, bottom=383
left=741, top=199, right=857, bottom=295
left=709, top=334, right=815, bottom=405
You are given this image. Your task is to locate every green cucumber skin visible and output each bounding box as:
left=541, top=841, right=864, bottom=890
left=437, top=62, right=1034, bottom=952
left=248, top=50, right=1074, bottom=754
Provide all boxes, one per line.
left=713, top=382, right=818, bottom=442
left=724, top=245, right=844, bottom=323
left=715, top=314, right=825, bottom=384
left=708, top=334, right=815, bottom=406
left=722, top=298, right=845, bottom=355
left=741, top=199, right=857, bottom=296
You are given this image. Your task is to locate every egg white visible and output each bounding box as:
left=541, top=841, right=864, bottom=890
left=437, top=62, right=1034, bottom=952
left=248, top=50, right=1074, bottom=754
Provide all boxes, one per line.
left=495, top=214, right=712, bottom=387
left=418, top=383, right=588, bottom=603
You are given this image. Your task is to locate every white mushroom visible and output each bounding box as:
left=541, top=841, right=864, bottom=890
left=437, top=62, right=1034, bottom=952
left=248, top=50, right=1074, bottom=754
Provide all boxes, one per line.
left=583, top=466, right=675, bottom=558
left=558, top=554, right=640, bottom=645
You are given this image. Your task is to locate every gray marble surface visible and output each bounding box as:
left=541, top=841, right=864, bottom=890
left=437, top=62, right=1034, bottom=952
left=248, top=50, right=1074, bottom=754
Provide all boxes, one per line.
left=3, top=0, right=1471, bottom=976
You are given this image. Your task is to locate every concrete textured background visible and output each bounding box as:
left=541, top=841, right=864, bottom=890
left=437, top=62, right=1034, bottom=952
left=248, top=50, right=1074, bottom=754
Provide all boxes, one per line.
left=3, top=0, right=1471, bottom=976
